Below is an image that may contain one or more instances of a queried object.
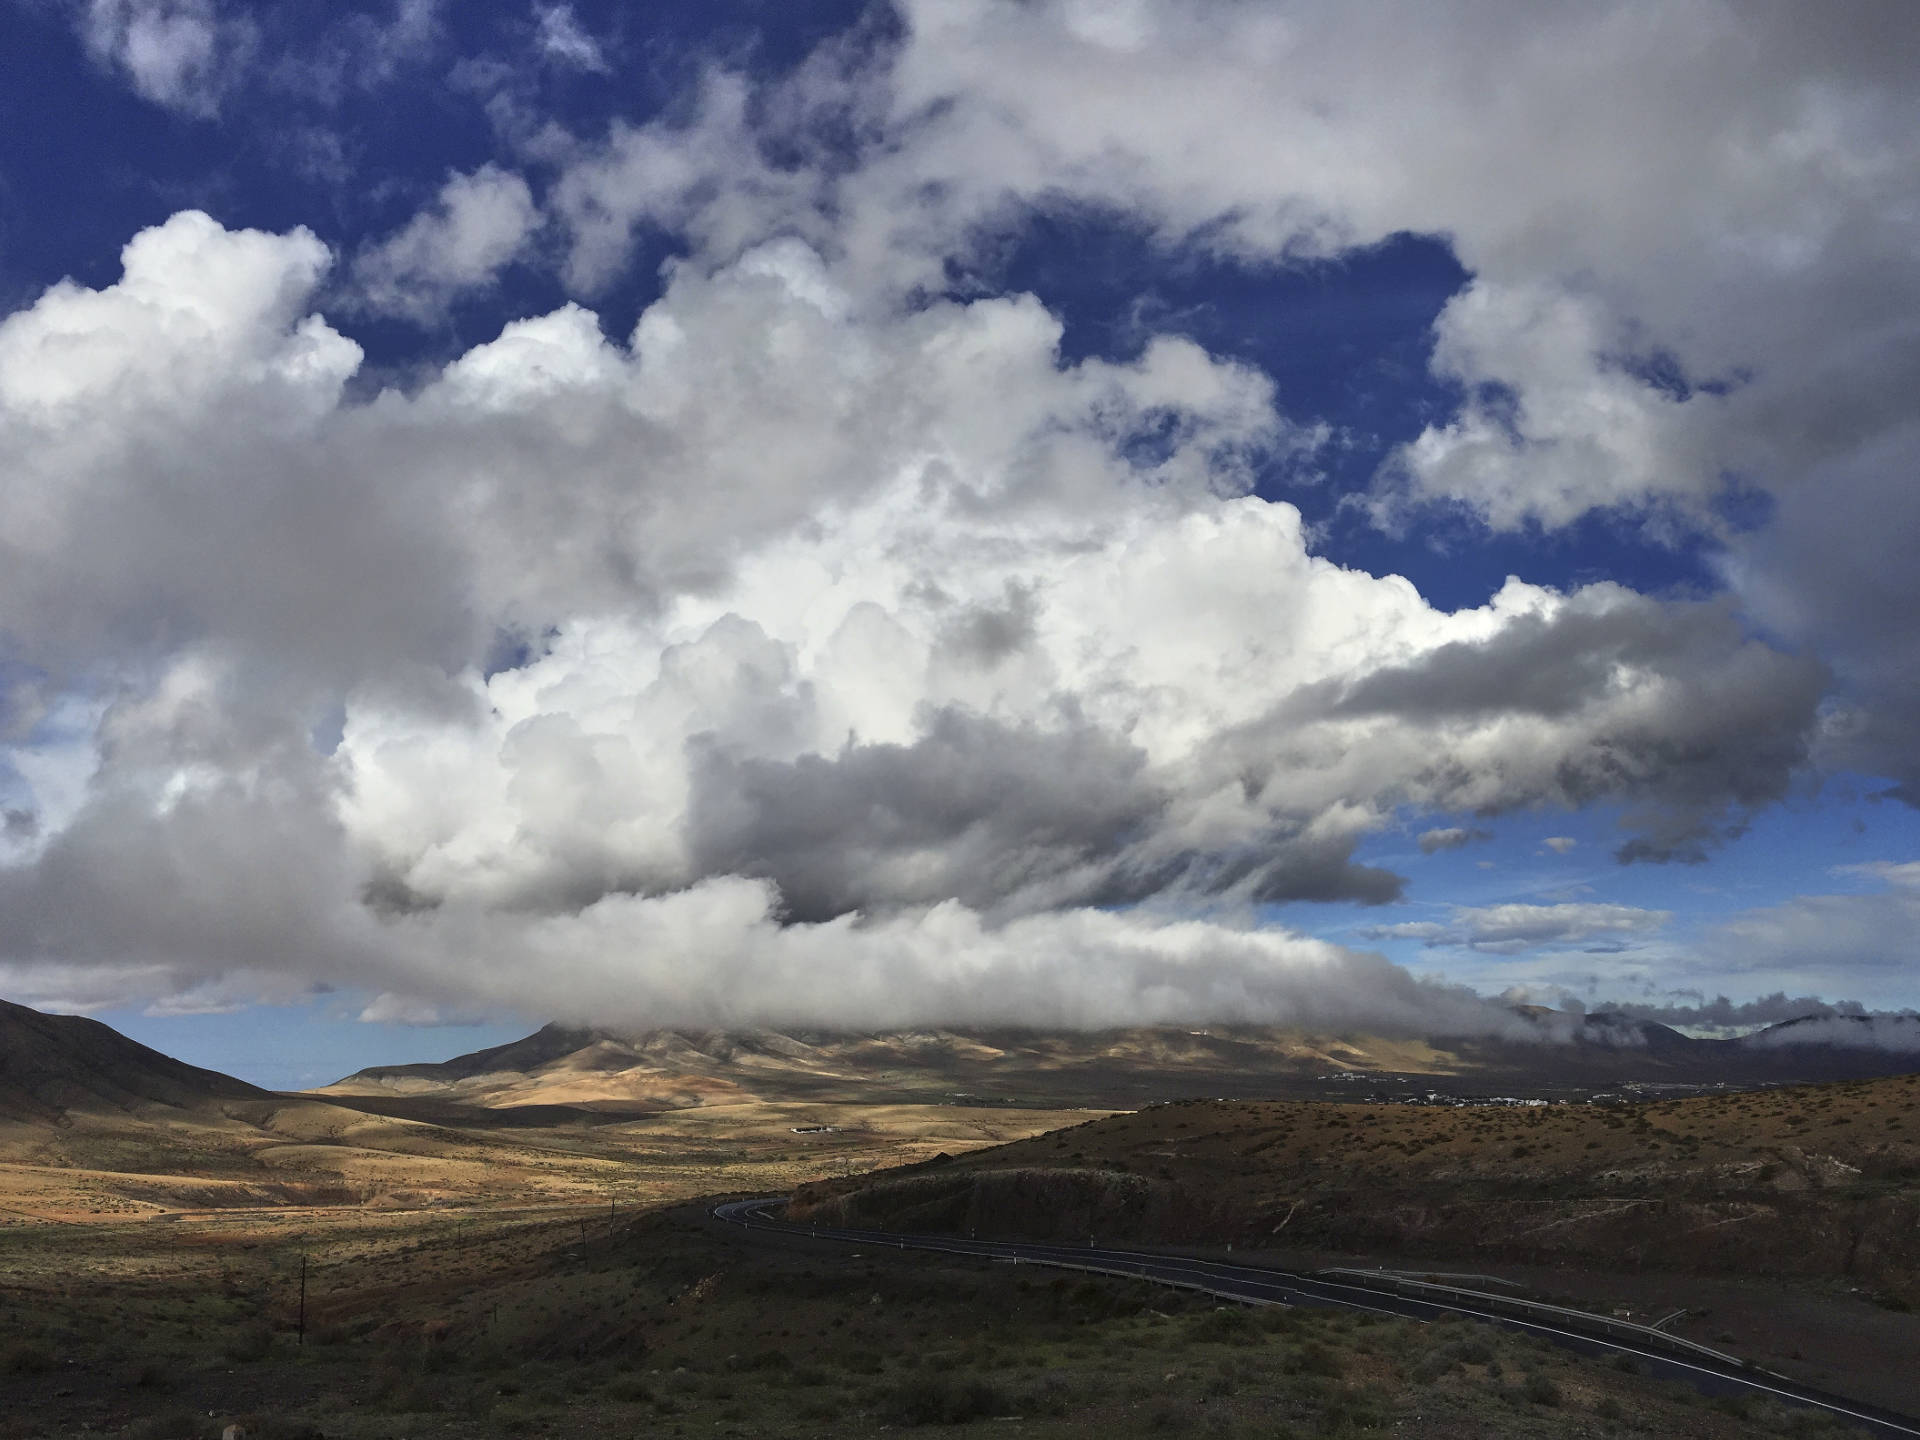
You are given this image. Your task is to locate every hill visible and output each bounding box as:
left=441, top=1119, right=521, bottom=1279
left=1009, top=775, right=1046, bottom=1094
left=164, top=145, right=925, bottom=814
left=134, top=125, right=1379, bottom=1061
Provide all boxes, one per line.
left=0, top=997, right=676, bottom=1211
left=319, top=1010, right=1920, bottom=1111
left=792, top=1071, right=1920, bottom=1298
left=0, top=995, right=271, bottom=1122
left=319, top=1023, right=1477, bottom=1109
left=0, top=998, right=1089, bottom=1222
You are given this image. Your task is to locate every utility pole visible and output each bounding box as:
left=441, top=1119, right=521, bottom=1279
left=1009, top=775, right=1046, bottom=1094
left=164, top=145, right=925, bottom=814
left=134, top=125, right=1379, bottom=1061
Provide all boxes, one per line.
left=297, top=1254, right=307, bottom=1348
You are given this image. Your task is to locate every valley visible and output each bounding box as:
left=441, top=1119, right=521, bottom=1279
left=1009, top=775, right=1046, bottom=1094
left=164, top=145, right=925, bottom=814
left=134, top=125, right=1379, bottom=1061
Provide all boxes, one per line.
left=2, top=997, right=1918, bottom=1436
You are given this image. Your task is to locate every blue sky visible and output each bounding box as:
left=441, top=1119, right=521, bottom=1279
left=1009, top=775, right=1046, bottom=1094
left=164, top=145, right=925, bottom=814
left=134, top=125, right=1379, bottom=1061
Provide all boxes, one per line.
left=3, top=1, right=1918, bottom=1088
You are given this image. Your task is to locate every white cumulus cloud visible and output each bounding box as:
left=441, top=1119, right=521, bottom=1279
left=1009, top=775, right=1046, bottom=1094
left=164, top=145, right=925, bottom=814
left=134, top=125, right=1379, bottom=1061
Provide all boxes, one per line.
left=352, top=165, right=542, bottom=323
left=0, top=208, right=1824, bottom=1026
left=11, top=3, right=1920, bottom=1025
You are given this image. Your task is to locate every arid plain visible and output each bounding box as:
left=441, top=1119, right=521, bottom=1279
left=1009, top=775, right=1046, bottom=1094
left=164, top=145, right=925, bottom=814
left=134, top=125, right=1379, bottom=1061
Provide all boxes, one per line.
left=4, top=998, right=1919, bottom=1437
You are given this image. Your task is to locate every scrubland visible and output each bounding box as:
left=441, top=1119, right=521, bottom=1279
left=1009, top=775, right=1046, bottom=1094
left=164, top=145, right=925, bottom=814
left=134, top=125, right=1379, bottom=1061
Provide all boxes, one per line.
left=2, top=1059, right=1916, bottom=1435
left=795, top=1074, right=1920, bottom=1286
left=0, top=1098, right=1095, bottom=1223
left=792, top=1072, right=1920, bottom=1417
left=0, top=1205, right=1874, bottom=1439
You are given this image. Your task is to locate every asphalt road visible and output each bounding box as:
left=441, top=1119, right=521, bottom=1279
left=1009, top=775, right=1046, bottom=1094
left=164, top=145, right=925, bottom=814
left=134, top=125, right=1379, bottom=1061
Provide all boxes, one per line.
left=712, top=1197, right=1920, bottom=1439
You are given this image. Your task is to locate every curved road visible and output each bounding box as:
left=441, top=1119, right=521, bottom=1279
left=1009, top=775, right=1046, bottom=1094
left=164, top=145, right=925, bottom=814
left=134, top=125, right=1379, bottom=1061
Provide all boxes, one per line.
left=713, top=1197, right=1920, bottom=1440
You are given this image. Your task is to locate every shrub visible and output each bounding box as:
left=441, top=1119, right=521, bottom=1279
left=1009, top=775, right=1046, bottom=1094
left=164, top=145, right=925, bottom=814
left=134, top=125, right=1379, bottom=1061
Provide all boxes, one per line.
left=1260, top=1306, right=1305, bottom=1336
left=1145, top=1398, right=1194, bottom=1433
left=3, top=1342, right=54, bottom=1376
left=1522, top=1371, right=1562, bottom=1406
left=729, top=1347, right=794, bottom=1372
left=1021, top=1376, right=1073, bottom=1417
left=1410, top=1335, right=1496, bottom=1381
left=881, top=1373, right=1013, bottom=1425
left=238, top=1419, right=325, bottom=1440
left=1711, top=1393, right=1754, bottom=1420
left=373, top=1373, right=448, bottom=1414
left=1294, top=1341, right=1346, bottom=1378
left=1192, top=1307, right=1261, bottom=1345
left=125, top=1411, right=199, bottom=1440
left=222, top=1324, right=274, bottom=1363
left=1317, top=1383, right=1392, bottom=1433
left=118, top=1358, right=173, bottom=1390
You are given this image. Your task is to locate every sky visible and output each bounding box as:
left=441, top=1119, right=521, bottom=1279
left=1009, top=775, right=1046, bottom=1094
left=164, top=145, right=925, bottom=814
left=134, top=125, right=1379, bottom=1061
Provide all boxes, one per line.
left=2, top=0, right=1919, bottom=1089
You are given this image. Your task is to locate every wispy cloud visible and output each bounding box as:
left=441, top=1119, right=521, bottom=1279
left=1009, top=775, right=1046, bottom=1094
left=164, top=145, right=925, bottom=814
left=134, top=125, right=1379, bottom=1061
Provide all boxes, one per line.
left=1364, top=903, right=1670, bottom=955
left=78, top=0, right=255, bottom=116
left=533, top=3, right=607, bottom=73
left=1417, top=825, right=1490, bottom=854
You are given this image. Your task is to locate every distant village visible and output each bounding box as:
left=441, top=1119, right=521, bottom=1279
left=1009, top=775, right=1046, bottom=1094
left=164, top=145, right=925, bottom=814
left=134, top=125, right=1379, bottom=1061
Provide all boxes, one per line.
left=1308, top=1070, right=1769, bottom=1108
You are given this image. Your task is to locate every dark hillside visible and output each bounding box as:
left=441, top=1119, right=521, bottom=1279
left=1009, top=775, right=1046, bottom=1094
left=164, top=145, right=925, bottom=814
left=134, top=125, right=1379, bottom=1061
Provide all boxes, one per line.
left=0, top=996, right=269, bottom=1122
left=793, top=1071, right=1920, bottom=1299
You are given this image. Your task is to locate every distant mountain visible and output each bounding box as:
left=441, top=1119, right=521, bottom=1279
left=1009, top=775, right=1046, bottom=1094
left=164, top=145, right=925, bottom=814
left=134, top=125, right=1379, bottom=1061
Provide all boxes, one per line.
left=319, top=1024, right=1462, bottom=1109
left=321, top=1010, right=1920, bottom=1111
left=1437, top=1008, right=1920, bottom=1089
left=0, top=998, right=662, bottom=1215
left=1567, top=1009, right=1920, bottom=1056
left=1738, top=1013, right=1920, bottom=1050
left=0, top=996, right=270, bottom=1123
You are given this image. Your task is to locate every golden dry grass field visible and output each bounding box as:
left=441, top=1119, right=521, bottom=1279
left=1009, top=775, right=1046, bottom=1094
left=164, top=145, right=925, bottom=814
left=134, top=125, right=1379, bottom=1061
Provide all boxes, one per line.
left=0, top=1096, right=1100, bottom=1223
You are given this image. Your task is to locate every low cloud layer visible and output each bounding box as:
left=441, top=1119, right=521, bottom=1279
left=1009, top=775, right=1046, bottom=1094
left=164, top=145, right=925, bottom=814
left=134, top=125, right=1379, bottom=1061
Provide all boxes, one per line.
left=1589, top=992, right=1895, bottom=1031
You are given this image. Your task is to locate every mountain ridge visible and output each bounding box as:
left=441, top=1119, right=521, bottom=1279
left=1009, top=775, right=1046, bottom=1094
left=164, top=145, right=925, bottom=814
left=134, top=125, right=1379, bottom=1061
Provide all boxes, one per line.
left=317, top=1010, right=1920, bottom=1110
